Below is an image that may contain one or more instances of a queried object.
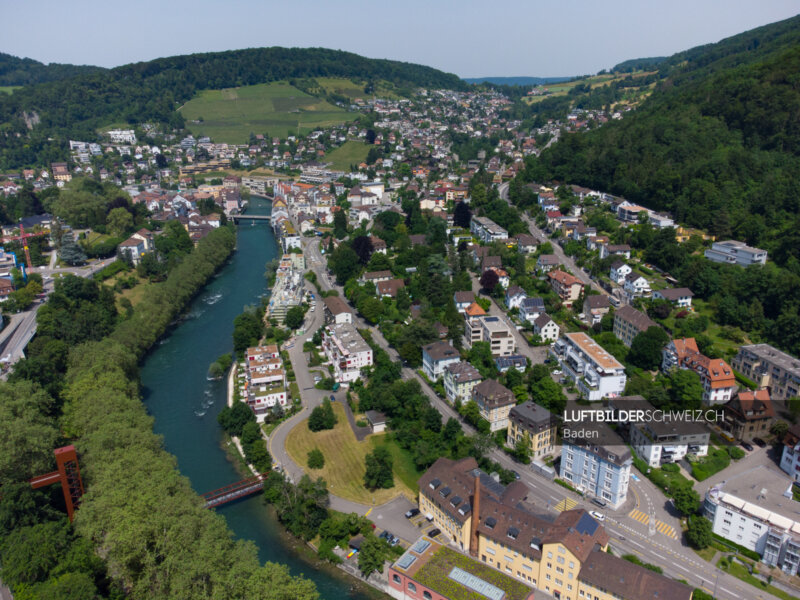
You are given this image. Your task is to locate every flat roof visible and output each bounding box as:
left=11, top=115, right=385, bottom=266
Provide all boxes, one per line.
left=738, top=343, right=800, bottom=377
left=565, top=332, right=623, bottom=371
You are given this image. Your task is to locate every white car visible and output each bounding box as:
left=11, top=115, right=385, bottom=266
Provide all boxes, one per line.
left=589, top=510, right=605, bottom=522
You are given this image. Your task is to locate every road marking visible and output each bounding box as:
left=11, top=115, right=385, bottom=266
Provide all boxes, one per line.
left=365, top=507, right=373, bottom=517
left=671, top=562, right=691, bottom=574
left=553, top=497, right=577, bottom=512
left=628, top=509, right=678, bottom=539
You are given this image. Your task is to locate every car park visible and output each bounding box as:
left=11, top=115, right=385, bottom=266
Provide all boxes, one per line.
left=405, top=508, right=420, bottom=519
left=589, top=511, right=605, bottom=522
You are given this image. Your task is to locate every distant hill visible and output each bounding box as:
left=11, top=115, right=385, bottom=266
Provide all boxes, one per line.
left=464, top=76, right=572, bottom=86
left=530, top=13, right=800, bottom=266
left=0, top=47, right=466, bottom=169
left=610, top=57, right=667, bottom=73
left=0, top=52, right=103, bottom=86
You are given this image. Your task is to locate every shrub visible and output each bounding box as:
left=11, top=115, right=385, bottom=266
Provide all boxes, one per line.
left=308, top=448, right=325, bottom=469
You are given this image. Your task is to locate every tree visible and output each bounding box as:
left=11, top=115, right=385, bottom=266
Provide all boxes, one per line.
left=308, top=399, right=337, bottom=432
left=668, top=369, right=704, bottom=411
left=467, top=342, right=497, bottom=378
left=351, top=235, right=374, bottom=265
left=328, top=244, right=360, bottom=284
left=686, top=515, right=712, bottom=549
left=358, top=534, right=387, bottom=577
left=59, top=232, right=86, bottom=266
left=308, top=448, right=325, bottom=469
left=106, top=206, right=134, bottom=237
left=512, top=433, right=532, bottom=464
left=453, top=200, right=472, bottom=228
left=788, top=397, right=800, bottom=423
left=333, top=210, right=348, bottom=239
left=364, top=446, right=394, bottom=489
left=628, top=326, right=670, bottom=370
left=530, top=377, right=567, bottom=415
left=479, top=269, right=499, bottom=293
left=284, top=305, right=305, bottom=330
left=217, top=400, right=255, bottom=437
left=672, top=485, right=700, bottom=516
left=357, top=296, right=384, bottom=324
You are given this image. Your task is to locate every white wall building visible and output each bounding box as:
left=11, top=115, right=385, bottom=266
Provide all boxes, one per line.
left=550, top=332, right=626, bottom=401
left=470, top=216, right=508, bottom=244
left=705, top=240, right=768, bottom=267
left=321, top=323, right=373, bottom=383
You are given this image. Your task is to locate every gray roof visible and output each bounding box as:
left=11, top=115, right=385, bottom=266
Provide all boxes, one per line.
left=656, top=287, right=694, bottom=301
left=509, top=401, right=554, bottom=433
left=614, top=305, right=657, bottom=332
left=538, top=254, right=559, bottom=265
left=423, top=341, right=460, bottom=362
left=610, top=260, right=627, bottom=270
left=584, top=295, right=610, bottom=309
left=445, top=361, right=482, bottom=383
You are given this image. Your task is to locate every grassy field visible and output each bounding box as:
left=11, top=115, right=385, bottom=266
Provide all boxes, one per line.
left=522, top=71, right=655, bottom=105
left=179, top=81, right=357, bottom=144
left=324, top=141, right=370, bottom=171
left=285, top=402, right=416, bottom=505
left=0, top=86, right=21, bottom=95
left=315, top=77, right=402, bottom=100
left=659, top=298, right=751, bottom=359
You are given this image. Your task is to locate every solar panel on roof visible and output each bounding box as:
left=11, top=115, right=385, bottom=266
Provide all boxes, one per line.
left=411, top=539, right=431, bottom=554
left=396, top=553, right=417, bottom=570
left=576, top=512, right=600, bottom=536
left=448, top=567, right=505, bottom=600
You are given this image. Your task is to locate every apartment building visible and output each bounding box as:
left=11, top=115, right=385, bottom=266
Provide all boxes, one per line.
left=472, top=379, right=515, bottom=432
left=443, top=361, right=482, bottom=405
left=560, top=427, right=632, bottom=509
left=732, top=343, right=800, bottom=402
left=548, top=270, right=583, bottom=306
left=550, top=332, right=626, bottom=401
left=705, top=240, right=768, bottom=266
left=609, top=396, right=709, bottom=468
left=662, top=337, right=737, bottom=404
left=723, top=389, right=774, bottom=442
left=422, top=340, right=460, bottom=381
left=582, top=295, right=610, bottom=325
left=470, top=216, right=508, bottom=243
left=507, top=401, right=556, bottom=459
left=780, top=424, right=800, bottom=481
left=320, top=323, right=373, bottom=383
left=322, top=295, right=353, bottom=325
left=705, top=486, right=800, bottom=575
left=465, top=313, right=515, bottom=357
left=613, top=305, right=657, bottom=347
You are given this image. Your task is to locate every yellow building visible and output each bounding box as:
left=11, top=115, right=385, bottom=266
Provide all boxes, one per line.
left=417, top=457, right=693, bottom=600
left=507, top=401, right=556, bottom=459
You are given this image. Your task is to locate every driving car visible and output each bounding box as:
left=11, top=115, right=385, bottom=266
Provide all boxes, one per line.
left=589, top=510, right=605, bottom=522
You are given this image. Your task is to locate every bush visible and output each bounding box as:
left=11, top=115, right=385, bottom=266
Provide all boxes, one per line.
left=727, top=446, right=746, bottom=460
left=308, top=398, right=337, bottom=432
left=661, top=462, right=680, bottom=473
left=692, top=448, right=731, bottom=481
left=308, top=448, right=325, bottom=469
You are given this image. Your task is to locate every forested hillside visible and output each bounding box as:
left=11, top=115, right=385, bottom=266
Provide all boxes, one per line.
left=527, top=13, right=800, bottom=269
left=0, top=47, right=466, bottom=169
left=0, top=52, right=102, bottom=86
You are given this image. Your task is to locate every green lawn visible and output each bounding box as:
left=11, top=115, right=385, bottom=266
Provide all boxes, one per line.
left=179, top=81, right=358, bottom=144
left=659, top=299, right=751, bottom=358
left=315, top=77, right=402, bottom=100
left=0, top=86, right=21, bottom=95
left=718, top=557, right=799, bottom=600
left=324, top=141, right=370, bottom=171
left=370, top=435, right=422, bottom=493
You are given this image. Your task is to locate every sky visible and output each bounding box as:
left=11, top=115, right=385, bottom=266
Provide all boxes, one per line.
left=2, top=0, right=798, bottom=78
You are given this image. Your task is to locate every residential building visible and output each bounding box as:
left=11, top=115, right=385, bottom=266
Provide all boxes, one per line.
left=582, top=295, right=610, bottom=325
left=320, top=324, right=373, bottom=384
left=732, top=344, right=800, bottom=402
left=599, top=244, right=631, bottom=260
left=507, top=401, right=556, bottom=459
left=466, top=315, right=516, bottom=357
left=505, top=285, right=527, bottom=309
left=495, top=355, right=527, bottom=373
left=376, top=278, right=405, bottom=298
left=617, top=204, right=648, bottom=223
left=653, top=287, right=694, bottom=309
left=536, top=254, right=560, bottom=273
left=550, top=332, right=626, bottom=401
left=781, top=425, right=800, bottom=481
left=472, top=379, right=515, bottom=432
left=610, top=396, right=709, bottom=468
left=560, top=426, right=632, bottom=508
left=663, top=337, right=737, bottom=405
left=704, top=486, right=800, bottom=575
left=548, top=270, right=582, bottom=306
left=463, top=302, right=487, bottom=346
left=609, top=260, right=631, bottom=284
left=519, top=297, right=545, bottom=323
left=359, top=270, right=392, bottom=284
left=723, top=389, right=774, bottom=442
left=454, top=290, right=476, bottom=313
left=322, top=296, right=353, bottom=325
left=533, top=313, right=560, bottom=343
left=661, top=337, right=700, bottom=372
left=515, top=233, right=538, bottom=253
left=623, top=272, right=651, bottom=301
left=470, top=216, right=508, bottom=243
left=613, top=305, right=657, bottom=347
left=443, top=361, right=482, bottom=405
left=422, top=341, right=460, bottom=381
left=705, top=240, right=768, bottom=266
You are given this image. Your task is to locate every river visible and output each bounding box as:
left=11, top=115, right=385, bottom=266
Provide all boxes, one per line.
left=139, top=195, right=373, bottom=600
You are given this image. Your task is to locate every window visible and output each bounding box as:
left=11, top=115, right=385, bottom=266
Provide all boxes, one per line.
left=408, top=582, right=417, bottom=593
left=423, top=593, right=432, bottom=600
left=557, top=556, right=565, bottom=564
left=569, top=561, right=575, bottom=569
left=392, top=574, right=401, bottom=584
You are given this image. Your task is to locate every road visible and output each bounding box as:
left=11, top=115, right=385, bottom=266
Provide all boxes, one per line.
left=498, top=182, right=607, bottom=297
left=288, top=231, right=771, bottom=599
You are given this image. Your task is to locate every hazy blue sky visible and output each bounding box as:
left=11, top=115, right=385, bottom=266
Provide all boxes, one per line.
left=3, top=1, right=798, bottom=77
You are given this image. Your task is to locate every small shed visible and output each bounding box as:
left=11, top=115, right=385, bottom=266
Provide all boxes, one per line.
left=365, top=410, right=388, bottom=434
left=349, top=534, right=365, bottom=550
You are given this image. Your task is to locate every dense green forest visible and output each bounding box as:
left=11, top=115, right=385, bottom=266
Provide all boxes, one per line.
left=610, top=56, right=666, bottom=72
left=0, top=47, right=466, bottom=169
left=523, top=13, right=800, bottom=270
left=0, top=52, right=102, bottom=86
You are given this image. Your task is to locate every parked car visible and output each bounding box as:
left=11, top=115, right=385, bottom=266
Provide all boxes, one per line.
left=405, top=508, right=420, bottom=519
left=589, top=511, right=605, bottom=522
left=379, top=530, right=392, bottom=541
left=427, top=528, right=441, bottom=538
left=552, top=369, right=562, bottom=375
left=330, top=395, right=336, bottom=402
left=753, top=437, right=767, bottom=448
left=511, top=470, right=521, bottom=480
left=741, top=441, right=754, bottom=451
left=591, top=497, right=607, bottom=508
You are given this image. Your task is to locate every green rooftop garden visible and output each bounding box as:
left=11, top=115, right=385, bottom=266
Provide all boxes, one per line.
left=414, top=546, right=533, bottom=600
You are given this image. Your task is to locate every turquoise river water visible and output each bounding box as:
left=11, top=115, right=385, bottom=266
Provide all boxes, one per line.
left=139, top=196, right=374, bottom=600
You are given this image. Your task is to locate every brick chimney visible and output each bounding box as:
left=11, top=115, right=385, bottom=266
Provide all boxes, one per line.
left=470, top=474, right=481, bottom=557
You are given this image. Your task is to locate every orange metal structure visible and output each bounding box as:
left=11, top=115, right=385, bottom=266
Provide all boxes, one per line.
left=29, top=445, right=85, bottom=522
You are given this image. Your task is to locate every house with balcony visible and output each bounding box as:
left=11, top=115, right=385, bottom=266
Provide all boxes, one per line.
left=732, top=344, right=800, bottom=402
left=321, top=324, right=373, bottom=384
left=473, top=379, right=516, bottom=432
left=653, top=287, right=694, bottom=309
left=443, top=361, right=482, bottom=405
left=536, top=254, right=560, bottom=273
left=582, top=295, right=610, bottom=325
left=518, top=297, right=545, bottom=323
left=705, top=240, right=768, bottom=267
left=533, top=313, right=560, bottom=343
left=613, top=305, right=657, bottom=347
left=623, top=272, right=651, bottom=301
left=422, top=341, right=460, bottom=381
left=470, top=216, right=508, bottom=243
left=723, top=389, right=774, bottom=442
left=550, top=332, right=626, bottom=401
left=548, top=270, right=582, bottom=306
left=609, top=260, right=631, bottom=284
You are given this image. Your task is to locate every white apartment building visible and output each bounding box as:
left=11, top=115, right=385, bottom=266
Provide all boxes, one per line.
left=422, top=341, right=460, bottom=381
left=609, top=261, right=632, bottom=284
left=561, top=428, right=632, bottom=509
left=443, top=361, right=482, bottom=405
left=732, top=343, right=800, bottom=402
left=705, top=240, right=768, bottom=267
left=550, top=332, right=626, bottom=401
left=474, top=315, right=516, bottom=357
left=470, top=216, right=508, bottom=244
left=321, top=323, right=373, bottom=383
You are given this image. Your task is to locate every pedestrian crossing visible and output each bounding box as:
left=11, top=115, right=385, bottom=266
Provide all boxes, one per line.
left=628, top=509, right=678, bottom=539
left=554, top=497, right=578, bottom=512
